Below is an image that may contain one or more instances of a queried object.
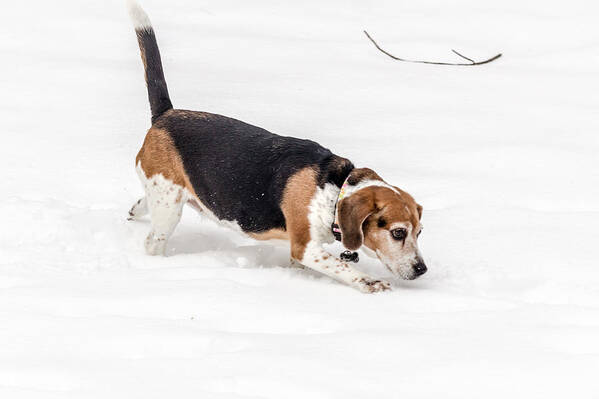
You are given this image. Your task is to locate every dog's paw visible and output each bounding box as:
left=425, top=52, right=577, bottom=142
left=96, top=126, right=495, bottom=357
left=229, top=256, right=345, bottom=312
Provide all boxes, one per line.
left=128, top=198, right=148, bottom=221
left=356, top=278, right=392, bottom=294
left=289, top=258, right=305, bottom=269
left=144, top=233, right=167, bottom=256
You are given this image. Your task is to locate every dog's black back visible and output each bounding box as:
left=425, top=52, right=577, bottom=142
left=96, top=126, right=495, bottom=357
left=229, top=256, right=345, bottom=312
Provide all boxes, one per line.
left=154, top=110, right=354, bottom=233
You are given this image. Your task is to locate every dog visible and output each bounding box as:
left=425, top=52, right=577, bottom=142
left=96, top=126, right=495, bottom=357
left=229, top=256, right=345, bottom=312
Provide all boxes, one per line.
left=126, top=1, right=426, bottom=293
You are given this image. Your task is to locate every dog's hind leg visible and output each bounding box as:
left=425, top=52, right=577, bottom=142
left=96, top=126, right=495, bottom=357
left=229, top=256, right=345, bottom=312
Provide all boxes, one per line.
left=134, top=127, right=193, bottom=256
left=128, top=197, right=148, bottom=220
left=143, top=175, right=186, bottom=256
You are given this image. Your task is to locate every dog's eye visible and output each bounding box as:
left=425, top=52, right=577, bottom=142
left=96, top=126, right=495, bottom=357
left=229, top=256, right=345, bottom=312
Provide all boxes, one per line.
left=391, top=228, right=407, bottom=241
left=417, top=227, right=423, bottom=238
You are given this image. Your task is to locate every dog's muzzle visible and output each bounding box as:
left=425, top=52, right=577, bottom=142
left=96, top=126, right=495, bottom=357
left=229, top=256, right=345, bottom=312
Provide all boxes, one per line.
left=412, top=260, right=427, bottom=277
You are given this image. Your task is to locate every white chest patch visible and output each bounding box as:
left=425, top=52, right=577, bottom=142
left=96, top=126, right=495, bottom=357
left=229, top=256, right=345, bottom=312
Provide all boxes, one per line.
left=307, top=183, right=340, bottom=244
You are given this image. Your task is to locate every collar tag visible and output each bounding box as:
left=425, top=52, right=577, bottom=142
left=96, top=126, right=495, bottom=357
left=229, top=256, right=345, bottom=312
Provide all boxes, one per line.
left=340, top=250, right=359, bottom=263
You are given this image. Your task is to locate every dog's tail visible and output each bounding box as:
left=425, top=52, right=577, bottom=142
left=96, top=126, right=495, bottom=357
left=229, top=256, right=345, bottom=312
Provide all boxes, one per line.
left=127, top=0, right=173, bottom=123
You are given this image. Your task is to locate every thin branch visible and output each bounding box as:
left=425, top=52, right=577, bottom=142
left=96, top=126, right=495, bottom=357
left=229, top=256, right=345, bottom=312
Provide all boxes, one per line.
left=451, top=49, right=475, bottom=64
left=363, top=30, right=502, bottom=66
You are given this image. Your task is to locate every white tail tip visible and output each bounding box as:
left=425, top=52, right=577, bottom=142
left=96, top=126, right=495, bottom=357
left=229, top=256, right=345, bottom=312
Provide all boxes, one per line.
left=127, top=0, right=152, bottom=30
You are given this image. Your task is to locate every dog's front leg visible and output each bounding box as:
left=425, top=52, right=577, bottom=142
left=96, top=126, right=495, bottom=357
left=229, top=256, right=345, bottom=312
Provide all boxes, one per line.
left=297, top=241, right=391, bottom=293
left=282, top=167, right=391, bottom=293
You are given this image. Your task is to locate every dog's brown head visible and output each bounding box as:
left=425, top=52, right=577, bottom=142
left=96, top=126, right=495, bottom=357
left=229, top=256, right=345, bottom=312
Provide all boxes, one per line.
left=337, top=168, right=426, bottom=280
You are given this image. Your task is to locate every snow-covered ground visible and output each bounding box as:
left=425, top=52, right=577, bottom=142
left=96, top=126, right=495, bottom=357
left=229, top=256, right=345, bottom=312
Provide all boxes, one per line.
left=2, top=0, right=599, bottom=397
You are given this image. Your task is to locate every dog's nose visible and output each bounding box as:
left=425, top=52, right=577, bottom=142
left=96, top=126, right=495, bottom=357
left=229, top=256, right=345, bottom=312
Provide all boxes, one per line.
left=413, top=261, right=427, bottom=276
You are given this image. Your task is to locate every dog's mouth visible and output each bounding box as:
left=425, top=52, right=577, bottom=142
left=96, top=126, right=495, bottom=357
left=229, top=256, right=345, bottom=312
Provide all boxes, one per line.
left=389, top=266, right=419, bottom=280
left=371, top=250, right=415, bottom=280
left=380, top=259, right=419, bottom=280
left=391, top=262, right=427, bottom=280
left=363, top=248, right=427, bottom=280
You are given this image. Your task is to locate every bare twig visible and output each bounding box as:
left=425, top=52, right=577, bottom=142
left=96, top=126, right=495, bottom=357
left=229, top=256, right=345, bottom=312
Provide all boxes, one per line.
left=363, top=30, right=502, bottom=66
left=451, top=49, right=475, bottom=64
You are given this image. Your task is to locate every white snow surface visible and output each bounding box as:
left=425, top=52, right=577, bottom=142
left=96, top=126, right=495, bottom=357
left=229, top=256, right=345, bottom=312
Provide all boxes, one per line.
left=2, top=0, right=599, bottom=397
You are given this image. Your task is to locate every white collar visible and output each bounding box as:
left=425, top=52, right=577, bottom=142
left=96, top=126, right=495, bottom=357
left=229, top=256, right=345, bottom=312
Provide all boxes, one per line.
left=337, top=178, right=399, bottom=202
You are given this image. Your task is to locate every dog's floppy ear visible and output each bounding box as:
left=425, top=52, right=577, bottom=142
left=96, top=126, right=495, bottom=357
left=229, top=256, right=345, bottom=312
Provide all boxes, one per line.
left=338, top=190, right=376, bottom=250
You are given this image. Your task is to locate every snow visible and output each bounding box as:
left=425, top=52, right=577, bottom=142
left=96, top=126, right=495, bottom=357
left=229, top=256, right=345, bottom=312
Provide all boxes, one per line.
left=2, top=0, right=599, bottom=397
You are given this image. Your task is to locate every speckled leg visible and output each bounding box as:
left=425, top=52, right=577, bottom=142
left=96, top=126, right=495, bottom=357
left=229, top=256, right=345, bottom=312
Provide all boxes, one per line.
left=143, top=175, right=187, bottom=256
left=299, top=242, right=391, bottom=293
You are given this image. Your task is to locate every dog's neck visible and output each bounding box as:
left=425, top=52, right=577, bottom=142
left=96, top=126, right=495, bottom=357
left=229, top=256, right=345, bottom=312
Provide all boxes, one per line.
left=331, top=168, right=396, bottom=242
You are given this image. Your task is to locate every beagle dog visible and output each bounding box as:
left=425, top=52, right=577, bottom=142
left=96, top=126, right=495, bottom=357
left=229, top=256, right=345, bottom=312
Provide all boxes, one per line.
left=126, top=1, right=426, bottom=293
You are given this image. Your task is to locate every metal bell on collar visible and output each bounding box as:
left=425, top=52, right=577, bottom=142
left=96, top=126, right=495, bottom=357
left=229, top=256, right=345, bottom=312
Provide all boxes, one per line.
left=340, top=250, right=359, bottom=263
